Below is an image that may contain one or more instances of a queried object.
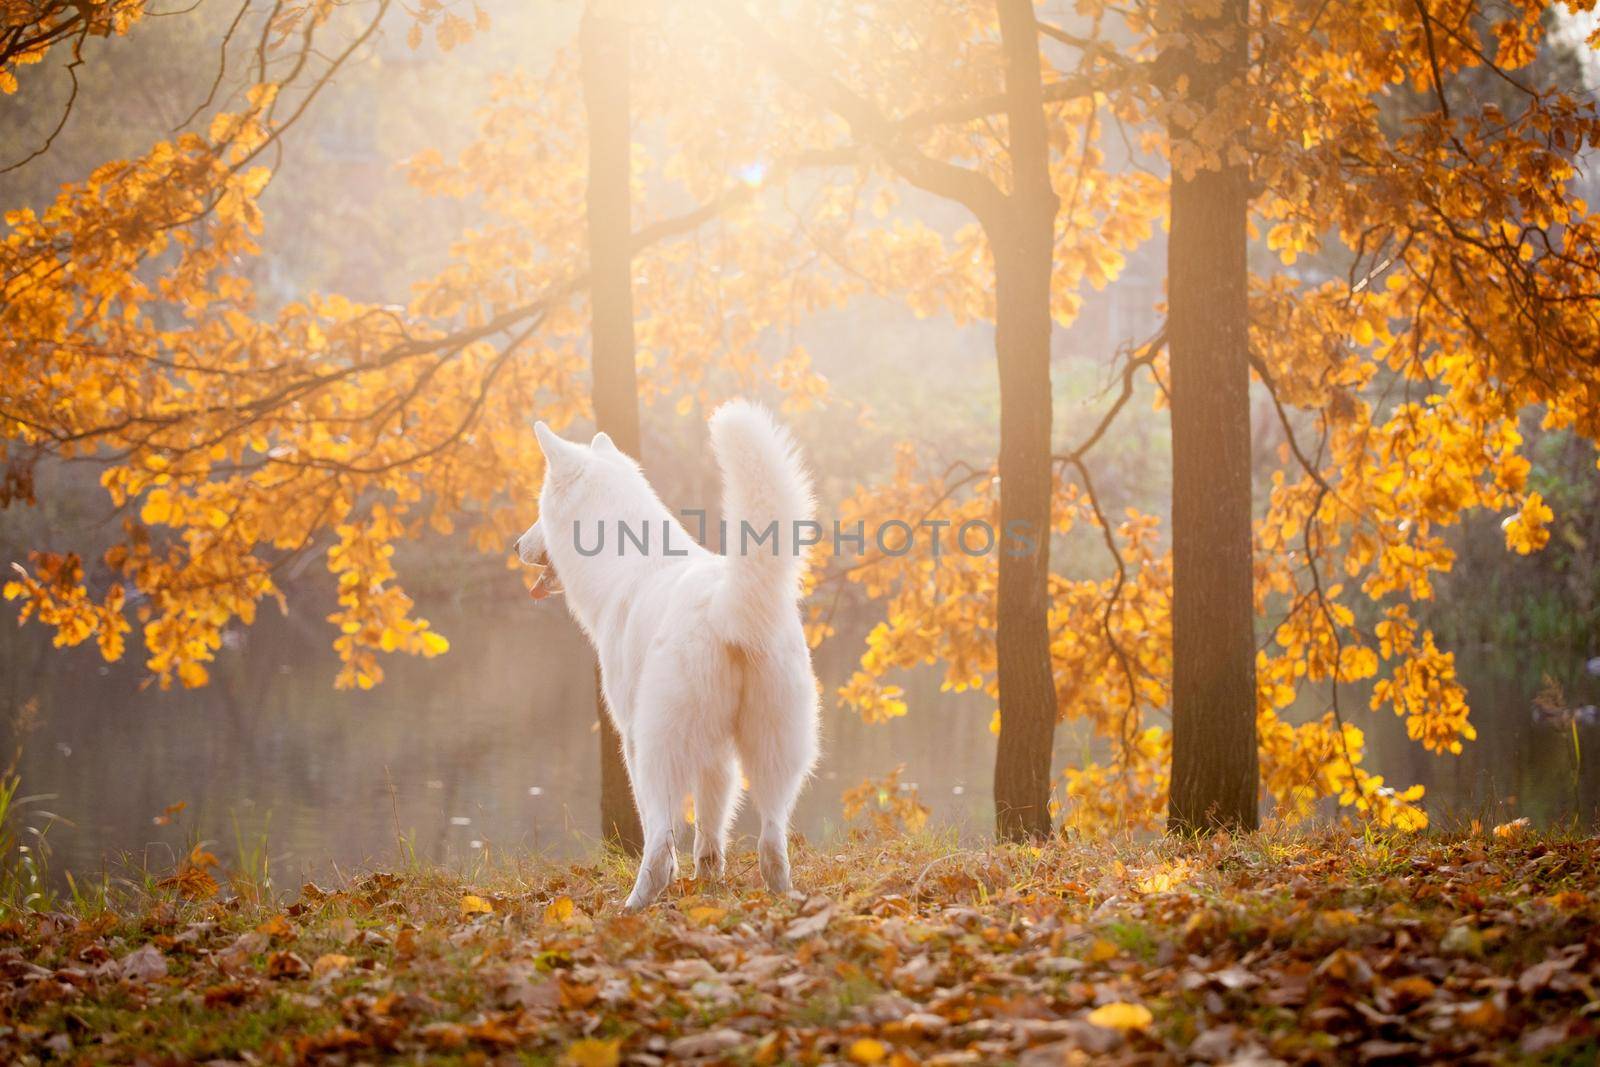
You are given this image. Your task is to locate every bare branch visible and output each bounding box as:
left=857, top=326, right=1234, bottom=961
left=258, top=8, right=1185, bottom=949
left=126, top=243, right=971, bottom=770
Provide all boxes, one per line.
left=1053, top=328, right=1166, bottom=467
left=172, top=0, right=254, bottom=133
left=0, top=23, right=88, bottom=174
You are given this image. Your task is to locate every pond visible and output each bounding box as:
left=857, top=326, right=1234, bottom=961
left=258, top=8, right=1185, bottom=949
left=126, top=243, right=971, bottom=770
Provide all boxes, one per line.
left=1, top=590, right=1595, bottom=888
left=0, top=593, right=1019, bottom=887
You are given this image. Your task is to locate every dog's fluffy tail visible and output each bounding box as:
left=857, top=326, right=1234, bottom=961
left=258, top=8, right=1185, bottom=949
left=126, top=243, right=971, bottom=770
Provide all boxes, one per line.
left=709, top=400, right=815, bottom=646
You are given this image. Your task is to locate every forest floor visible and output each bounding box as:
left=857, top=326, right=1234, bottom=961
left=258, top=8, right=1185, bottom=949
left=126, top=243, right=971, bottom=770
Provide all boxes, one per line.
left=0, top=824, right=1597, bottom=1065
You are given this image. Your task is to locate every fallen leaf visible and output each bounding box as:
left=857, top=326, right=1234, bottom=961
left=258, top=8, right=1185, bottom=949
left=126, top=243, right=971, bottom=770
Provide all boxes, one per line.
left=1357, top=1039, right=1419, bottom=1060
left=1086, top=1001, right=1153, bottom=1032
left=202, top=981, right=253, bottom=1007
left=468, top=1017, right=520, bottom=1047
left=312, top=953, right=353, bottom=980
left=1385, top=975, right=1436, bottom=1005
left=215, top=929, right=269, bottom=974
left=1520, top=1022, right=1571, bottom=1056
left=1492, top=818, right=1530, bottom=840
left=667, top=1028, right=747, bottom=1058
left=1020, top=1025, right=1123, bottom=1060
left=1441, top=924, right=1483, bottom=957
left=1039, top=956, right=1086, bottom=974
left=848, top=1036, right=889, bottom=1063
left=1211, top=965, right=1260, bottom=991
left=119, top=944, right=168, bottom=982
left=1187, top=1026, right=1240, bottom=1061
left=420, top=1021, right=467, bottom=1049
left=1316, top=948, right=1373, bottom=986
left=266, top=950, right=308, bottom=980
left=1459, top=997, right=1505, bottom=1032
left=460, top=894, right=494, bottom=918
left=255, top=914, right=294, bottom=940
left=296, top=1025, right=366, bottom=1058
left=885, top=1012, right=948, bottom=1037
left=1518, top=954, right=1577, bottom=994
left=784, top=902, right=833, bottom=940
left=495, top=964, right=560, bottom=1009
left=1086, top=937, right=1119, bottom=963
left=562, top=1037, right=621, bottom=1067
left=1316, top=908, right=1361, bottom=930
left=559, top=976, right=600, bottom=1009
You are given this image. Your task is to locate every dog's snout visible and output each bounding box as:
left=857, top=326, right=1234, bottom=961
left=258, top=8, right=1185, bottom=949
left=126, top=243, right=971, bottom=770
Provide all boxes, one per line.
left=516, top=520, right=546, bottom=566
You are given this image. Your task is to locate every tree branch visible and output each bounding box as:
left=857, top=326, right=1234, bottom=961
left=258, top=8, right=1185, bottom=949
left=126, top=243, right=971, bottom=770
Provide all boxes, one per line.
left=708, top=0, right=1007, bottom=224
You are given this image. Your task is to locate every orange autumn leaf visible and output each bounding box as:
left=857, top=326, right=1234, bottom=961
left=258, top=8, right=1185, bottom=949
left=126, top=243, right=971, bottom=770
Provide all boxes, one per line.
left=1086, top=1002, right=1154, bottom=1031
left=459, top=894, right=493, bottom=918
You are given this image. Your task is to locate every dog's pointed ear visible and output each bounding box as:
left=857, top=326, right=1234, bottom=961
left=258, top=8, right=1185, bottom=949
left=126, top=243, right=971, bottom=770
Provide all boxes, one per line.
left=535, top=421, right=584, bottom=478
left=591, top=431, right=617, bottom=454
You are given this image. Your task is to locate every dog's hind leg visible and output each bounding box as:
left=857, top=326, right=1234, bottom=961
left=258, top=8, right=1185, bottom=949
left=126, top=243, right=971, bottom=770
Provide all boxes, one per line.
left=735, top=660, right=818, bottom=896
left=692, top=753, right=737, bottom=881
left=740, top=756, right=801, bottom=895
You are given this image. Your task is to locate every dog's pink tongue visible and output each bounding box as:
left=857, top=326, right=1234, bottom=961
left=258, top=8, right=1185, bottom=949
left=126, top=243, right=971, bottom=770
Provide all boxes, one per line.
left=529, top=583, right=550, bottom=601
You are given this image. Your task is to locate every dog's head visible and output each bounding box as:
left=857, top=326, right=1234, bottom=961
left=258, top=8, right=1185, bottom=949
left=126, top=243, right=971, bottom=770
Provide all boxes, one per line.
left=530, top=420, right=639, bottom=517
left=515, top=422, right=638, bottom=596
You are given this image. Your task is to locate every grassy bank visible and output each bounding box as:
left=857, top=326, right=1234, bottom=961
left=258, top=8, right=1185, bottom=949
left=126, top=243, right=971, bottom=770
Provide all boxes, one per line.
left=1, top=825, right=1596, bottom=1064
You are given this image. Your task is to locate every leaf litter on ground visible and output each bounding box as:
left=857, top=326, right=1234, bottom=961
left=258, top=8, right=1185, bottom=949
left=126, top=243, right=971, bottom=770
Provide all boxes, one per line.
left=0, top=824, right=1598, bottom=1063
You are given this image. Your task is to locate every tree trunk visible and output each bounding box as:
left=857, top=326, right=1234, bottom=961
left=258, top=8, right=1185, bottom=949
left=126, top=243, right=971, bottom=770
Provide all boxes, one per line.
left=581, top=2, right=644, bottom=854
left=990, top=0, right=1060, bottom=842
left=1165, top=0, right=1259, bottom=833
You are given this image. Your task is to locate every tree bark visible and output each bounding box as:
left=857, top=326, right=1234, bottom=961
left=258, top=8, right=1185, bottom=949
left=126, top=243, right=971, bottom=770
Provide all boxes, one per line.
left=581, top=2, right=644, bottom=854
left=990, top=0, right=1060, bottom=842
left=1165, top=0, right=1260, bottom=833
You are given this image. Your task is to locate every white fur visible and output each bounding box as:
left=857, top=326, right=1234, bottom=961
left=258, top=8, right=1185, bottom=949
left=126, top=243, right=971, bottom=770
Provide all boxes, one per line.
left=516, top=402, right=819, bottom=910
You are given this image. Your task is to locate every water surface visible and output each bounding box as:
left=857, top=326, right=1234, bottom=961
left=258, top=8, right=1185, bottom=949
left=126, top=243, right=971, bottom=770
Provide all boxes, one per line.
left=2, top=594, right=1593, bottom=887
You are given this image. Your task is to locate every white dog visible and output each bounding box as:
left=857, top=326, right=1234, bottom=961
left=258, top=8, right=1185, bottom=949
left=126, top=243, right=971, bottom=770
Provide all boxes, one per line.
left=516, top=401, right=819, bottom=910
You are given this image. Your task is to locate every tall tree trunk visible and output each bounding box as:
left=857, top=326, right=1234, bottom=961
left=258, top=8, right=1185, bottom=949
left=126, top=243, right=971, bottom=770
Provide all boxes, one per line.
left=990, top=0, right=1060, bottom=842
left=581, top=1, right=644, bottom=854
left=1165, top=0, right=1259, bottom=833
